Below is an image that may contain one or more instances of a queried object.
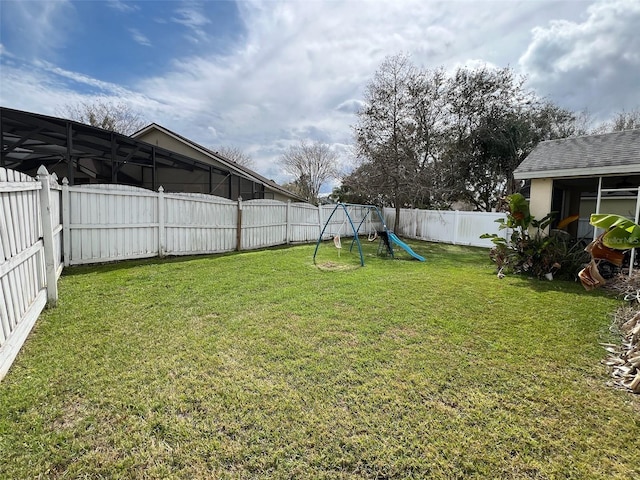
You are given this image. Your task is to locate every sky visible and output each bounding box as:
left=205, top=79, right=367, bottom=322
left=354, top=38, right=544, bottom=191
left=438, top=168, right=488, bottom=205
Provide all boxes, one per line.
left=1, top=0, right=639, bottom=192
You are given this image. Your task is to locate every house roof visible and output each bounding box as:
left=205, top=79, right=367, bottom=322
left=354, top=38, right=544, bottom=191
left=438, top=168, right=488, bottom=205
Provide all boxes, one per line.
left=513, top=129, right=640, bottom=180
left=0, top=107, right=218, bottom=183
left=132, top=123, right=304, bottom=201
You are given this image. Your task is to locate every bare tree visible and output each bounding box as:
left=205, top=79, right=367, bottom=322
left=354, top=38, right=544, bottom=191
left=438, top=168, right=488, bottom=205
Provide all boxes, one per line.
left=58, top=99, right=147, bottom=136
left=592, top=108, right=640, bottom=133
left=279, top=140, right=339, bottom=204
left=216, top=146, right=254, bottom=168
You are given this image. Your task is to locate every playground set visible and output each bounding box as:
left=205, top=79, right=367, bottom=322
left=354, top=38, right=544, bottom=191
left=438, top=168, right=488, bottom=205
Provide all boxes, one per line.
left=313, top=203, right=425, bottom=266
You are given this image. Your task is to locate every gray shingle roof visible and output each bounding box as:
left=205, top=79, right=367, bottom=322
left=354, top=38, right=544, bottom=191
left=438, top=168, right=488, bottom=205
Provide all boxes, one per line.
left=513, top=129, right=640, bottom=179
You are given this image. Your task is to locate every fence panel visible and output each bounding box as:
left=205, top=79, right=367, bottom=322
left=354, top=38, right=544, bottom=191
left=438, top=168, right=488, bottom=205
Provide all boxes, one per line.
left=164, top=193, right=237, bottom=255
left=319, top=204, right=381, bottom=239
left=65, top=184, right=159, bottom=264
left=0, top=168, right=47, bottom=379
left=288, top=203, right=322, bottom=243
left=386, top=207, right=507, bottom=248
left=242, top=200, right=287, bottom=250
left=456, top=211, right=507, bottom=247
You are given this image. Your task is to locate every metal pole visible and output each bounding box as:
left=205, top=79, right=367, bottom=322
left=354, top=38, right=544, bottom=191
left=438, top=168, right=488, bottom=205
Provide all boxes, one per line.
left=593, top=176, right=603, bottom=241
left=629, top=186, right=640, bottom=277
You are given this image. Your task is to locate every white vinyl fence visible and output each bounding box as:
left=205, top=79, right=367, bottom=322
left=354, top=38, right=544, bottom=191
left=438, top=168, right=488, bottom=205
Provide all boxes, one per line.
left=62, top=185, right=328, bottom=265
left=0, top=166, right=62, bottom=380
left=318, top=204, right=386, bottom=239
left=2, top=165, right=510, bottom=379
left=384, top=207, right=508, bottom=248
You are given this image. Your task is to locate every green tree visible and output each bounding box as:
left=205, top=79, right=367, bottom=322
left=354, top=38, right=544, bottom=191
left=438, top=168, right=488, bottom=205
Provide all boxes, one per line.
left=347, top=59, right=582, bottom=214
left=444, top=67, right=580, bottom=211
left=354, top=54, right=442, bottom=229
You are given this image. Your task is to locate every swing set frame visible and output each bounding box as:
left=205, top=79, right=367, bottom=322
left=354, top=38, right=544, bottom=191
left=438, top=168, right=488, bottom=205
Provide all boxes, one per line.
left=313, top=203, right=391, bottom=266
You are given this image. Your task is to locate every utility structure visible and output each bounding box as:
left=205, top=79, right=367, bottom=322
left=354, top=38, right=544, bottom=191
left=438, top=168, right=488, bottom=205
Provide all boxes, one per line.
left=313, top=203, right=425, bottom=266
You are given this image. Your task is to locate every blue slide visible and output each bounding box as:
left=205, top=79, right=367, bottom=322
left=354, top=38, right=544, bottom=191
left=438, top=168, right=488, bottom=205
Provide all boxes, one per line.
left=387, top=232, right=425, bottom=262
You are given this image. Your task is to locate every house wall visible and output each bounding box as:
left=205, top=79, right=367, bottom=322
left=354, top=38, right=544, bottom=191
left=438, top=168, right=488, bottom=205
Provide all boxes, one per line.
left=136, top=130, right=229, bottom=171
left=271, top=192, right=293, bottom=202
left=529, top=178, right=554, bottom=223
left=135, top=129, right=291, bottom=201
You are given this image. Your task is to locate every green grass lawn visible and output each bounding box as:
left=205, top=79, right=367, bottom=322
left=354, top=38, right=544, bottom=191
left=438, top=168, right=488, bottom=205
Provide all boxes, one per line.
left=1, top=240, right=639, bottom=479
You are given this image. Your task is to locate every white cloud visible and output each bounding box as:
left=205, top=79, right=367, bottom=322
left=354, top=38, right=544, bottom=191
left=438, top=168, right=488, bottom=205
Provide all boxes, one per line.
left=336, top=100, right=365, bottom=114
left=129, top=28, right=152, bottom=47
left=0, top=59, right=165, bottom=123
left=32, top=59, right=133, bottom=97
left=2, top=0, right=639, bottom=189
left=519, top=0, right=640, bottom=121
left=171, top=4, right=211, bottom=44
left=107, top=0, right=139, bottom=13
left=0, top=0, right=75, bottom=59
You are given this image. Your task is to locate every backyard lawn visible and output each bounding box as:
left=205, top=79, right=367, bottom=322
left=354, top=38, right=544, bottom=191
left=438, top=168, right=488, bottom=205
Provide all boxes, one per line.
left=1, top=240, right=639, bottom=479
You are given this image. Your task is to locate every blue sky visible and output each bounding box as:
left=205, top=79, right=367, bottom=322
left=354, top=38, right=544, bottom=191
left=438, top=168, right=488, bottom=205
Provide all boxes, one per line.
left=1, top=0, right=639, bottom=192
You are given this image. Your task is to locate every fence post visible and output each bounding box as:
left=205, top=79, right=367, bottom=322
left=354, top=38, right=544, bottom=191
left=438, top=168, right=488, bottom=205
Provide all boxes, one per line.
left=286, top=200, right=291, bottom=244
left=158, top=186, right=165, bottom=257
left=453, top=210, right=460, bottom=245
left=236, top=197, right=243, bottom=251
left=61, top=177, right=71, bottom=267
left=37, top=166, right=58, bottom=306
left=318, top=204, right=324, bottom=236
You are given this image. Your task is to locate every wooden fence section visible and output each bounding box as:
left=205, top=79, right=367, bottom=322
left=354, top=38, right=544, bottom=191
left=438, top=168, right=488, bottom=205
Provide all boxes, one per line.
left=384, top=207, right=508, bottom=248
left=289, top=203, right=323, bottom=243
left=62, top=184, right=510, bottom=265
left=0, top=166, right=62, bottom=380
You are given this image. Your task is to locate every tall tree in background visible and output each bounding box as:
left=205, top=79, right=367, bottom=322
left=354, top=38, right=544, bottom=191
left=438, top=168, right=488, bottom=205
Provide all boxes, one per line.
left=348, top=60, right=584, bottom=213
left=408, top=66, right=449, bottom=208
left=58, top=99, right=147, bottom=136
left=443, top=66, right=535, bottom=211
left=334, top=162, right=388, bottom=205
left=448, top=96, right=580, bottom=210
left=354, top=54, right=420, bottom=230
left=592, top=108, right=640, bottom=133
left=216, top=146, right=254, bottom=168
left=279, top=140, right=338, bottom=204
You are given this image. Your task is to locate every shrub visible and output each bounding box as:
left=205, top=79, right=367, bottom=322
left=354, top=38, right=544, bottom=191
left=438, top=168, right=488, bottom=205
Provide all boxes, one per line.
left=482, top=194, right=589, bottom=280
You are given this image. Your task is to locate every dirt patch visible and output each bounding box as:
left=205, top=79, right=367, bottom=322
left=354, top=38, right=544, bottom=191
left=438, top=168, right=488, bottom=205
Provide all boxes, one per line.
left=315, top=261, right=359, bottom=272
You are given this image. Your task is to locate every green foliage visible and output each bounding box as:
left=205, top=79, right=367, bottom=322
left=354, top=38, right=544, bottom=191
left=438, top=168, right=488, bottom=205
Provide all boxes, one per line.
left=590, top=213, right=640, bottom=249
left=482, top=194, right=588, bottom=279
left=349, top=56, right=583, bottom=212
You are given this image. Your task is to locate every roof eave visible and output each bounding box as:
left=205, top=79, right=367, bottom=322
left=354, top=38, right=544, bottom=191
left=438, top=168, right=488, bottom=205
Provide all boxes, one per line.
left=514, top=164, right=640, bottom=180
